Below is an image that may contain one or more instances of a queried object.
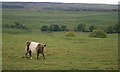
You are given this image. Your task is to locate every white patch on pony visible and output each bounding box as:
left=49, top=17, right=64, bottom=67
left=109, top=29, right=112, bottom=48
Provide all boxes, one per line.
left=30, top=57, right=32, bottom=59
left=25, top=41, right=39, bottom=53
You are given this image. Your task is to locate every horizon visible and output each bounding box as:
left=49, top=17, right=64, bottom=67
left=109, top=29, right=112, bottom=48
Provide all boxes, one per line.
left=1, top=2, right=119, bottom=5
left=1, top=0, right=119, bottom=4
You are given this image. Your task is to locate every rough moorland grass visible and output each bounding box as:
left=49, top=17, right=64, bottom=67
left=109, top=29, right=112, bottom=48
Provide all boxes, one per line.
left=2, top=10, right=118, bottom=70
left=2, top=11, right=118, bottom=30
left=2, top=31, right=118, bottom=70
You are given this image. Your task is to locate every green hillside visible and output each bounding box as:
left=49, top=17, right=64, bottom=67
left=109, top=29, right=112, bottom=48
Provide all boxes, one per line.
left=2, top=2, right=118, bottom=31
left=2, top=10, right=118, bottom=31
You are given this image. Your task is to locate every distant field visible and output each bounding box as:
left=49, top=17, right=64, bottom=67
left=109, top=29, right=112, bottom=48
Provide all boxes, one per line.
left=2, top=10, right=118, bottom=30
left=2, top=30, right=118, bottom=70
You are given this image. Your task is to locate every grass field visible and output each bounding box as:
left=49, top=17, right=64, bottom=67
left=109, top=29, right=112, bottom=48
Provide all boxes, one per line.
left=2, top=10, right=118, bottom=30
left=2, top=29, right=118, bottom=70
left=2, top=9, right=118, bottom=70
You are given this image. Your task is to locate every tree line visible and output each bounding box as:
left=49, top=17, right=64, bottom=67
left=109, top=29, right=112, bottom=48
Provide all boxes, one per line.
left=3, top=22, right=119, bottom=34
left=3, top=22, right=27, bottom=29
left=41, top=24, right=68, bottom=31
left=2, top=5, right=24, bottom=8
left=41, top=23, right=120, bottom=34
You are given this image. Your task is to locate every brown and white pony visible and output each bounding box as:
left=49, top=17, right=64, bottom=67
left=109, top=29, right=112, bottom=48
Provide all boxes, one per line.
left=25, top=41, right=46, bottom=59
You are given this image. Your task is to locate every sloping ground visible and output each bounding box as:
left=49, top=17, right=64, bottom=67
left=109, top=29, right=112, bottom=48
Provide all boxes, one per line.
left=2, top=11, right=118, bottom=30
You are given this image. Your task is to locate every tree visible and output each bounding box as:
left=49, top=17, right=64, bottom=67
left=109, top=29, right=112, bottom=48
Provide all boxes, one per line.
left=3, top=24, right=10, bottom=28
left=106, top=25, right=115, bottom=33
left=14, top=22, right=20, bottom=28
left=77, top=23, right=86, bottom=32
left=14, top=22, right=26, bottom=29
left=114, top=24, right=120, bottom=33
left=61, top=25, right=67, bottom=31
left=89, top=25, right=96, bottom=32
left=41, top=25, right=48, bottom=31
left=48, top=24, right=61, bottom=31
left=48, top=25, right=53, bottom=31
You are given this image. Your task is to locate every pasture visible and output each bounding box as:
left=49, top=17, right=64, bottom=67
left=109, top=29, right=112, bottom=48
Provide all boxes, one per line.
left=2, top=9, right=118, bottom=70
left=2, top=30, right=118, bottom=70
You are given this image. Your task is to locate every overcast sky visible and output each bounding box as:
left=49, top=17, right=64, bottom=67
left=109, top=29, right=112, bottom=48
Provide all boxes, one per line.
left=1, top=0, right=120, bottom=4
